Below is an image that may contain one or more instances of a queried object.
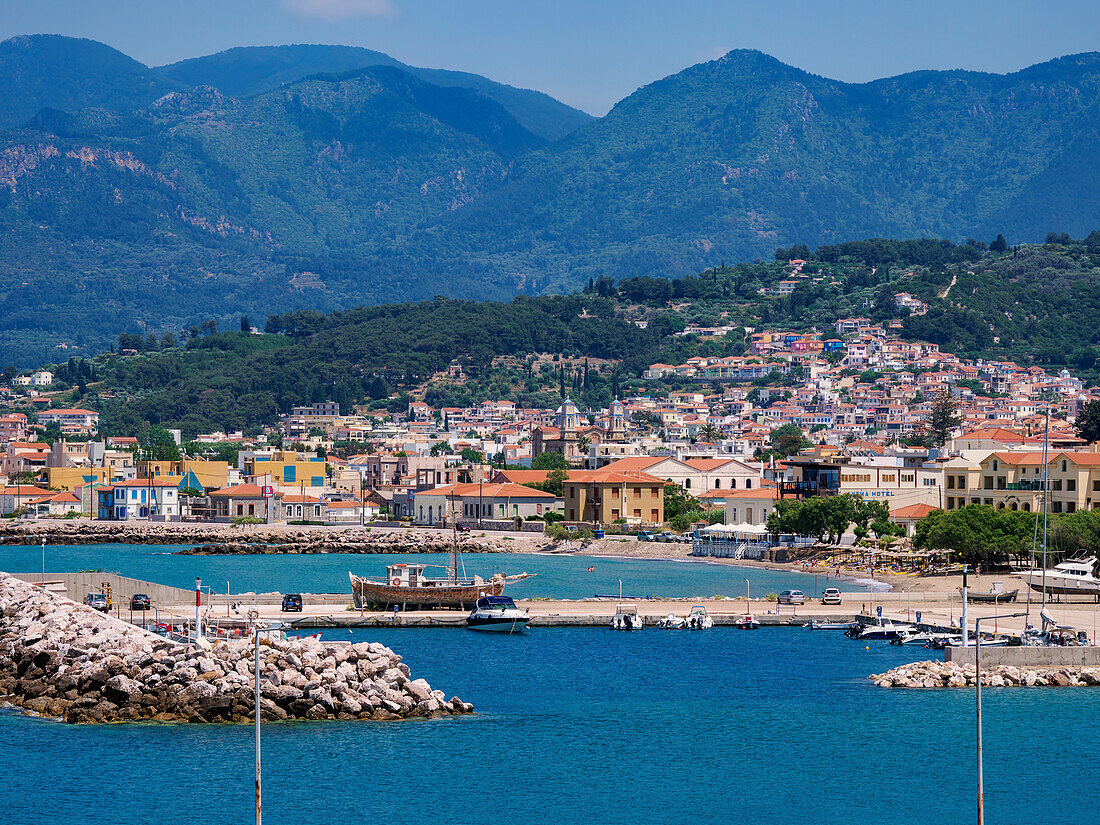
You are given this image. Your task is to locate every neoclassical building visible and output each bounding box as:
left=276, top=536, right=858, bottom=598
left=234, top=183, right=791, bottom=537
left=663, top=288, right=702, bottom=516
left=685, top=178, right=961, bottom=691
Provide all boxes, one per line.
left=532, top=398, right=628, bottom=467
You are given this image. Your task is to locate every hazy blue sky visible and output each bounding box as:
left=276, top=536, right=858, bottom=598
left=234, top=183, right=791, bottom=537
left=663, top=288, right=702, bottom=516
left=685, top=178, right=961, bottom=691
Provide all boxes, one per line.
left=4, top=0, right=1100, bottom=114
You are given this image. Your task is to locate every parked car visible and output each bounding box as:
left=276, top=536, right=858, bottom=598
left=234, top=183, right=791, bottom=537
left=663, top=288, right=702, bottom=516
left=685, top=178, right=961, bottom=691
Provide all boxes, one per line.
left=656, top=531, right=679, bottom=543
left=821, top=588, right=842, bottom=605
left=84, top=593, right=108, bottom=612
left=281, top=593, right=303, bottom=612
left=130, top=593, right=151, bottom=611
left=455, top=522, right=471, bottom=533
left=778, top=589, right=806, bottom=605
left=636, top=531, right=657, bottom=542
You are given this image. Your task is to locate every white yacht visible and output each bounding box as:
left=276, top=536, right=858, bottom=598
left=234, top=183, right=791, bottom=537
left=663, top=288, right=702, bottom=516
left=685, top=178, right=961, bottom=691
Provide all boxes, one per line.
left=1026, top=556, right=1100, bottom=598
left=656, top=613, right=685, bottom=629
left=465, top=596, right=530, bottom=633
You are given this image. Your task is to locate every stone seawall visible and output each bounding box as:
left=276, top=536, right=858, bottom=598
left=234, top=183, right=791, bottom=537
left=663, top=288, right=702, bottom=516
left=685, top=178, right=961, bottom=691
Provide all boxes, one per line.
left=0, top=521, right=548, bottom=554
left=871, top=659, right=1100, bottom=688
left=0, top=572, right=472, bottom=723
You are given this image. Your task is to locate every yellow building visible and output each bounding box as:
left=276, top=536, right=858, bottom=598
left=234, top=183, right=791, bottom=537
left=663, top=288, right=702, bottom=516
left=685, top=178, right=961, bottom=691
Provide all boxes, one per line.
left=243, top=451, right=328, bottom=488
left=47, top=466, right=111, bottom=491
left=946, top=451, right=1100, bottom=514
left=136, top=460, right=229, bottom=492
left=563, top=470, right=664, bottom=525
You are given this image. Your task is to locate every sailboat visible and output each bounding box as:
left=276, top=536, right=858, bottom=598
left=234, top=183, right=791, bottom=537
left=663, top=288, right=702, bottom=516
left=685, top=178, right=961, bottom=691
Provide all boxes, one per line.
left=350, top=502, right=532, bottom=609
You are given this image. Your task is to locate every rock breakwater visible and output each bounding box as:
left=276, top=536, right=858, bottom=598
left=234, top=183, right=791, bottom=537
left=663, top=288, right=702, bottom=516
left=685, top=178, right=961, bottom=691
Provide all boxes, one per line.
left=872, top=659, right=1100, bottom=688
left=0, top=521, right=548, bottom=554
left=0, top=572, right=472, bottom=723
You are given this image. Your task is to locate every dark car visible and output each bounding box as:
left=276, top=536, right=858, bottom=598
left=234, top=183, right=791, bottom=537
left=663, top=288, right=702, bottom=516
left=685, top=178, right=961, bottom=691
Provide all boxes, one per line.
left=455, top=522, right=471, bottom=533
left=281, top=593, right=303, bottom=612
left=130, top=593, right=151, bottom=611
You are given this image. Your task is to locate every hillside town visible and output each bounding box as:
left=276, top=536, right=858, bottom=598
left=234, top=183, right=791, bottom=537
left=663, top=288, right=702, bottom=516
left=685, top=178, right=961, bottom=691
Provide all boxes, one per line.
left=2, top=322, right=1098, bottom=542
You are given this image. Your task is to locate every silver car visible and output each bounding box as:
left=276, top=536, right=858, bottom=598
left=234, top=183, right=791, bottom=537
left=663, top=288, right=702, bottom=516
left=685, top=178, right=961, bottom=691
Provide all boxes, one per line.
left=778, top=589, right=806, bottom=605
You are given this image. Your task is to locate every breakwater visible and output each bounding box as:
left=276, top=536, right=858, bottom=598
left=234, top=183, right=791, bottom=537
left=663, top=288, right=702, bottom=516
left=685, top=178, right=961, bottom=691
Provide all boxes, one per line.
left=871, top=659, right=1100, bottom=688
left=0, top=572, right=471, bottom=723
left=0, top=521, right=546, bottom=554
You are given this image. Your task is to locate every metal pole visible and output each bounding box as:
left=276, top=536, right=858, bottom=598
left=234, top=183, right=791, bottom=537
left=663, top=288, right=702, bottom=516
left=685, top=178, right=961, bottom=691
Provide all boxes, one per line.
left=974, top=612, right=1026, bottom=825
left=1042, top=406, right=1049, bottom=607
left=618, top=579, right=622, bottom=600
left=961, top=563, right=969, bottom=648
left=41, top=537, right=45, bottom=585
left=254, top=623, right=262, bottom=825
left=195, top=577, right=202, bottom=639
left=227, top=581, right=231, bottom=618
left=745, top=578, right=750, bottom=614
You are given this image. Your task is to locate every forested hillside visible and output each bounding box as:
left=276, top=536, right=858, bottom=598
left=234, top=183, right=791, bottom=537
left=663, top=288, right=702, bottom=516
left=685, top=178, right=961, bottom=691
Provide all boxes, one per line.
left=15, top=236, right=1099, bottom=438
left=4, top=37, right=1100, bottom=366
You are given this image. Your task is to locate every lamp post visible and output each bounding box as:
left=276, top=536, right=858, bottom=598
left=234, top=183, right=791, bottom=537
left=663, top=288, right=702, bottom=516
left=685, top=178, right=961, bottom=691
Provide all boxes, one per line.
left=745, top=578, right=750, bottom=614
left=40, top=537, right=46, bottom=585
left=974, top=611, right=1027, bottom=825
left=253, top=620, right=264, bottom=825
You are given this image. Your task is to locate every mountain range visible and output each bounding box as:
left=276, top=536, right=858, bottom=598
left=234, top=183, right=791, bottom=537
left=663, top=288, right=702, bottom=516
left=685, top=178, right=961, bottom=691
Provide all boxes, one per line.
left=2, top=34, right=1100, bottom=366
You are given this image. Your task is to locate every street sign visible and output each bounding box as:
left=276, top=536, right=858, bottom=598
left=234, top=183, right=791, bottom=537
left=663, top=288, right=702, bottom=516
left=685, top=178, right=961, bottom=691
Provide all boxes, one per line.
left=262, top=486, right=273, bottom=497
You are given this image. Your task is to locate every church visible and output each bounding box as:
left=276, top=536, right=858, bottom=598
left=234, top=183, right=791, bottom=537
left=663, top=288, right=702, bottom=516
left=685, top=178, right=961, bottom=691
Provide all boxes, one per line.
left=531, top=398, right=628, bottom=467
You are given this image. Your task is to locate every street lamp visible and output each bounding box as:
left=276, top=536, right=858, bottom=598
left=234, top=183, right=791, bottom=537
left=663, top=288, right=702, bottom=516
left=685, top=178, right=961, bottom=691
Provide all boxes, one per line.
left=974, top=611, right=1027, bottom=825
left=253, top=620, right=265, bottom=825
left=40, top=537, right=46, bottom=585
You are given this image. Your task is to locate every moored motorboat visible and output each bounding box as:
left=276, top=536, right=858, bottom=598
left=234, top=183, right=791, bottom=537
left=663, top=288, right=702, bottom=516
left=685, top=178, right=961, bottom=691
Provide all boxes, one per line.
left=890, top=629, right=939, bottom=646
left=851, top=620, right=912, bottom=640
left=611, top=603, right=643, bottom=631
left=656, top=613, right=685, bottom=629
left=810, top=620, right=859, bottom=630
left=685, top=605, right=714, bottom=630
left=465, top=595, right=530, bottom=633
left=735, top=613, right=760, bottom=629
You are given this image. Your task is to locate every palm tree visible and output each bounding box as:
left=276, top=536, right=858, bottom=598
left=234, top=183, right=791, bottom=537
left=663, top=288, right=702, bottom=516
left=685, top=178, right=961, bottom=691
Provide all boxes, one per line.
left=698, top=424, right=722, bottom=442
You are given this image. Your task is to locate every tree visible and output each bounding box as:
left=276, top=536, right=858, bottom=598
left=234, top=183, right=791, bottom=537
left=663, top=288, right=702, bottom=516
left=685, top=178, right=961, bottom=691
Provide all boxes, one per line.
left=459, top=447, right=483, bottom=464
left=767, top=423, right=810, bottom=458
left=926, top=392, right=962, bottom=446
left=989, top=233, right=1008, bottom=252
left=913, top=505, right=1033, bottom=566
left=532, top=450, right=569, bottom=471
left=1075, top=399, right=1100, bottom=444
left=528, top=467, right=567, bottom=498
left=698, top=423, right=722, bottom=442
left=429, top=441, right=448, bottom=457
left=241, top=316, right=251, bottom=332
left=137, top=425, right=181, bottom=462
left=39, top=420, right=63, bottom=444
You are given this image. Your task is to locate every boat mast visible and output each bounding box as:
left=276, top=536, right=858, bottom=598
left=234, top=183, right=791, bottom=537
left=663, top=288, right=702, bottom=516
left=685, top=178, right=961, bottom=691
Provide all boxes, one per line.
left=450, top=492, right=458, bottom=584
left=1042, top=404, right=1049, bottom=607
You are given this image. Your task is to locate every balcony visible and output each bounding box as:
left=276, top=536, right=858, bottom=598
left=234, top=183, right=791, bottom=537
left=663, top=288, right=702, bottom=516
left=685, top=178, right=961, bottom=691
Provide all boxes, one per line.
left=778, top=480, right=840, bottom=498
left=1004, top=481, right=1044, bottom=491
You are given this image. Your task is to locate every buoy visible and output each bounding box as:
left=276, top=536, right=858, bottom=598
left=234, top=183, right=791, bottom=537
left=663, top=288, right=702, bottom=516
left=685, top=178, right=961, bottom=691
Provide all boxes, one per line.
left=865, top=646, right=870, bottom=651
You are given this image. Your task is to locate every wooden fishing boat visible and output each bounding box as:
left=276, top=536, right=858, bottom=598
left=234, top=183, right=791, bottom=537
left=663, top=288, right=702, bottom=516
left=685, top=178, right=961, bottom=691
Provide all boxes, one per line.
left=350, top=564, right=531, bottom=609
left=966, top=585, right=1019, bottom=604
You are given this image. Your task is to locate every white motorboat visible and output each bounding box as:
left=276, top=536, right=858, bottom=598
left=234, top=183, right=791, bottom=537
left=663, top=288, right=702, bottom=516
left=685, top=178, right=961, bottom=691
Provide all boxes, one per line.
left=946, top=635, right=1010, bottom=648
left=1025, top=556, right=1100, bottom=599
left=810, top=620, right=859, bottom=630
left=656, top=613, right=685, bottom=629
left=890, top=629, right=940, bottom=646
left=611, top=603, right=643, bottom=631
left=685, top=605, right=714, bottom=630
left=466, top=595, right=530, bottom=633
left=735, top=613, right=760, bottom=629
left=854, top=620, right=913, bottom=641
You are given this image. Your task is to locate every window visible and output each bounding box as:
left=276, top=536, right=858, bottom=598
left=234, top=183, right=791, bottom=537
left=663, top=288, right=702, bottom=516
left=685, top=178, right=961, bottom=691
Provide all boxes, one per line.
left=633, top=487, right=641, bottom=497
left=284, top=466, right=295, bottom=483
left=650, top=509, right=659, bottom=521
left=633, top=508, right=641, bottom=518
left=248, top=504, right=254, bottom=516
left=1053, top=480, right=1063, bottom=491
left=745, top=479, right=752, bottom=489
left=1067, top=502, right=1077, bottom=513
left=684, top=479, right=691, bottom=489
left=947, top=476, right=956, bottom=489
left=983, top=476, right=993, bottom=490
left=1052, top=501, right=1063, bottom=513
left=946, top=497, right=954, bottom=510
left=237, top=504, right=243, bottom=516
left=997, top=477, right=1006, bottom=489
left=715, top=479, right=721, bottom=488
left=1094, top=480, right=1100, bottom=492
left=993, top=460, right=998, bottom=471
left=882, top=474, right=895, bottom=483
left=958, top=475, right=966, bottom=488
left=1062, top=460, right=1068, bottom=473
left=1067, top=479, right=1076, bottom=492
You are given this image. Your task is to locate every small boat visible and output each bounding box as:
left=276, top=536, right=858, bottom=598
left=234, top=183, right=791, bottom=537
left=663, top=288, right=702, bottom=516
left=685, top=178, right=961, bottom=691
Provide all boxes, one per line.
left=656, top=613, right=685, bottom=629
left=1025, top=556, right=1100, bottom=599
left=685, top=605, right=714, bottom=630
left=735, top=614, right=760, bottom=630
left=852, top=620, right=912, bottom=641
left=611, top=603, right=643, bottom=631
left=465, top=596, right=529, bottom=633
left=350, top=564, right=532, bottom=609
left=967, top=582, right=1019, bottom=604
left=946, top=636, right=1010, bottom=648
left=890, top=629, right=939, bottom=646
left=810, top=620, right=859, bottom=630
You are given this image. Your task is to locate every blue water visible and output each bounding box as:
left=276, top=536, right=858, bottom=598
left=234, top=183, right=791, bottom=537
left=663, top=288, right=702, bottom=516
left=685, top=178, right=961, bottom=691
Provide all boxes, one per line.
left=0, top=544, right=877, bottom=599
left=2, top=628, right=1095, bottom=825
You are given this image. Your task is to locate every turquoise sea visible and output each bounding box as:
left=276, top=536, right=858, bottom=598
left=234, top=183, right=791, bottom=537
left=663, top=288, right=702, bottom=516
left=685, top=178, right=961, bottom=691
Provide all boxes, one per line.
left=1, top=626, right=1094, bottom=825
left=0, top=543, right=883, bottom=600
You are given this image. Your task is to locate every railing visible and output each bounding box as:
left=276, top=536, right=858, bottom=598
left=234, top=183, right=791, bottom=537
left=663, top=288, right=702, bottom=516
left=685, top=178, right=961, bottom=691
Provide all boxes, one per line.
left=1004, top=481, right=1044, bottom=491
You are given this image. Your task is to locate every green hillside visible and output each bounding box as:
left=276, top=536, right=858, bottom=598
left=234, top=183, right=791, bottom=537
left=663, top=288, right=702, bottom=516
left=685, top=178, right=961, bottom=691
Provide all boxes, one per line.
left=4, top=41, right=1100, bottom=366
left=158, top=44, right=593, bottom=142
left=0, top=35, right=180, bottom=128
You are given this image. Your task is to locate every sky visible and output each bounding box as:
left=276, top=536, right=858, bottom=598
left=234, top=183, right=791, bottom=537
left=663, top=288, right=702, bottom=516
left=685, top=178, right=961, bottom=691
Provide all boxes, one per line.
left=3, top=0, right=1100, bottom=115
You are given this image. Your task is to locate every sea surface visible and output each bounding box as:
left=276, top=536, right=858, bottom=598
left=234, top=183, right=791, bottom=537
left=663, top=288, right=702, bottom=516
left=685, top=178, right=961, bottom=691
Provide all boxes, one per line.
left=0, top=543, right=885, bottom=600
left=2, top=627, right=1094, bottom=825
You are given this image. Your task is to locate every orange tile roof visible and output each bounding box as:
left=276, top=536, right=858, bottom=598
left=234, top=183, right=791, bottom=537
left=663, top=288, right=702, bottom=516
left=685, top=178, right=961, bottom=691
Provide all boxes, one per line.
left=565, top=470, right=663, bottom=484
left=891, top=503, right=939, bottom=519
